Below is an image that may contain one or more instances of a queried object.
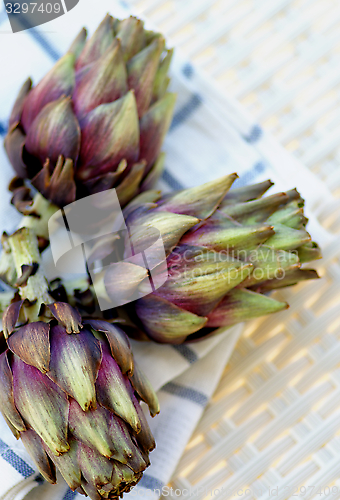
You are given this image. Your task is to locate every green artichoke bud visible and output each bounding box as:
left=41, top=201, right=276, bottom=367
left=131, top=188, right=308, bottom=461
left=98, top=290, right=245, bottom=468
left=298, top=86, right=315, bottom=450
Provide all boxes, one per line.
left=4, top=14, right=175, bottom=208
left=91, top=175, right=320, bottom=344
left=0, top=305, right=158, bottom=499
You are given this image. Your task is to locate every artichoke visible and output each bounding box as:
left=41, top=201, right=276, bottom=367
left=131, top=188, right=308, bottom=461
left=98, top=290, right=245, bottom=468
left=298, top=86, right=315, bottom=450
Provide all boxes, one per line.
left=84, top=175, right=321, bottom=344
left=4, top=14, right=175, bottom=208
left=0, top=229, right=159, bottom=500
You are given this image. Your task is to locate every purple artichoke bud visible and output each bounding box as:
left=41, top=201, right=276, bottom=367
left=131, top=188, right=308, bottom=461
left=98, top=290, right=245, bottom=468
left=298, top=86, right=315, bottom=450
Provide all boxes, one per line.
left=5, top=14, right=176, bottom=208
left=0, top=302, right=159, bottom=499
left=109, top=175, right=321, bottom=343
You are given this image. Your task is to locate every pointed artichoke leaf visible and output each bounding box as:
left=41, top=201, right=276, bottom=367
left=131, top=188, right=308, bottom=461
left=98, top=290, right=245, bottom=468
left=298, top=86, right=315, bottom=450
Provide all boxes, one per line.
left=84, top=319, right=133, bottom=375
left=80, top=482, right=102, bottom=500
left=32, top=157, right=76, bottom=207
left=129, top=362, right=160, bottom=417
left=167, top=244, right=243, bottom=274
left=298, top=241, right=322, bottom=263
left=96, top=342, right=141, bottom=432
left=158, top=174, right=238, bottom=219
left=7, top=322, right=50, bottom=374
left=152, top=49, right=174, bottom=102
left=74, top=39, right=128, bottom=120
left=153, top=261, right=253, bottom=316
left=124, top=442, right=146, bottom=473
left=4, top=126, right=27, bottom=178
left=135, top=295, right=207, bottom=343
left=77, top=442, right=114, bottom=488
left=221, top=192, right=289, bottom=224
left=139, top=92, right=176, bottom=171
left=68, top=398, right=120, bottom=460
left=25, top=96, right=81, bottom=166
left=44, top=437, right=81, bottom=491
left=140, top=152, right=165, bottom=192
left=21, top=429, right=56, bottom=484
left=128, top=36, right=165, bottom=117
left=0, top=351, right=26, bottom=433
left=116, top=16, right=146, bottom=61
left=116, top=161, right=146, bottom=206
left=76, top=14, right=115, bottom=69
left=221, top=180, right=274, bottom=205
left=127, top=210, right=199, bottom=256
left=207, top=288, right=288, bottom=328
left=68, top=27, right=87, bottom=61
left=47, top=302, right=82, bottom=333
left=112, top=462, right=136, bottom=486
left=267, top=206, right=308, bottom=229
left=103, top=261, right=149, bottom=307
left=132, top=396, right=156, bottom=452
left=85, top=233, right=121, bottom=267
left=182, top=220, right=275, bottom=253
left=286, top=188, right=304, bottom=205
left=240, top=247, right=300, bottom=287
left=3, top=415, right=21, bottom=440
left=47, top=326, right=101, bottom=412
left=266, top=223, right=311, bottom=251
left=21, top=53, right=75, bottom=132
left=9, top=78, right=32, bottom=128
left=109, top=413, right=145, bottom=467
left=250, top=269, right=320, bottom=292
left=123, top=190, right=161, bottom=219
left=12, top=355, right=69, bottom=455
left=83, top=162, right=127, bottom=195
left=85, top=233, right=120, bottom=266
left=77, top=91, right=139, bottom=181
left=2, top=300, right=23, bottom=339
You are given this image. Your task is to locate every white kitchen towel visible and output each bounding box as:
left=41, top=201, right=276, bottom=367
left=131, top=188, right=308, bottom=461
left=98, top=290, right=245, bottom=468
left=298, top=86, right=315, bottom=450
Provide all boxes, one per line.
left=0, top=0, right=332, bottom=499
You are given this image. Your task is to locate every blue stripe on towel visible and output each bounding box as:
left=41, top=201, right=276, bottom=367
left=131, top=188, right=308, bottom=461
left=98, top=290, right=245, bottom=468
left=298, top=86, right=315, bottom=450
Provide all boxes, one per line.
left=233, top=161, right=266, bottom=186
left=139, top=473, right=164, bottom=491
left=0, top=122, right=7, bottom=136
left=172, top=345, right=198, bottom=364
left=13, top=14, right=61, bottom=61
left=161, top=169, right=184, bottom=190
left=170, top=94, right=202, bottom=131
left=244, top=124, right=263, bottom=143
left=182, top=63, right=194, bottom=79
left=0, top=439, right=35, bottom=478
left=62, top=489, right=77, bottom=500
left=162, top=382, right=208, bottom=407
left=26, top=26, right=60, bottom=61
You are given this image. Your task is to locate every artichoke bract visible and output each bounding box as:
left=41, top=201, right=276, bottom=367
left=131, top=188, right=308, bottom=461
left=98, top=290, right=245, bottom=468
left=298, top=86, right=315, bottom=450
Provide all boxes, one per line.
left=103, top=175, right=321, bottom=344
left=0, top=230, right=159, bottom=500
left=1, top=308, right=158, bottom=499
left=4, top=14, right=175, bottom=208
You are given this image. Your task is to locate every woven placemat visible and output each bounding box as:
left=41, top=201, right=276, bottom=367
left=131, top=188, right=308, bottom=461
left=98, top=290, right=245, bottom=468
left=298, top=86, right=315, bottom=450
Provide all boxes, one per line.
left=125, top=0, right=340, bottom=497
left=128, top=0, right=340, bottom=194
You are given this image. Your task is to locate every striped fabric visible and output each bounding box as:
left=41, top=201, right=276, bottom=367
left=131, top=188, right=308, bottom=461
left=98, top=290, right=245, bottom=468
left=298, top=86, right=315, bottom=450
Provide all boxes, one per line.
left=0, top=1, right=330, bottom=499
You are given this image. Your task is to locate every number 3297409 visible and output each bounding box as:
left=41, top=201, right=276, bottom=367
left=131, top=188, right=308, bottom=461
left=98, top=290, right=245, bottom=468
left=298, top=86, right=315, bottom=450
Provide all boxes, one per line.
left=5, top=3, right=62, bottom=14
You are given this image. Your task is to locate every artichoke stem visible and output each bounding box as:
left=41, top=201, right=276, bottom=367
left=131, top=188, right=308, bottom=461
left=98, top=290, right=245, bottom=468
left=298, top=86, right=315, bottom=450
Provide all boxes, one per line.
left=0, top=193, right=59, bottom=287
left=0, top=251, right=17, bottom=286
left=8, top=227, right=52, bottom=321
left=21, top=193, right=59, bottom=240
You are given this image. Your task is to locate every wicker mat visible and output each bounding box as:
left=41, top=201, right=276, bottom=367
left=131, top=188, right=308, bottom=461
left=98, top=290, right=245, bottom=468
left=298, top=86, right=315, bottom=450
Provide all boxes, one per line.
left=125, top=0, right=340, bottom=497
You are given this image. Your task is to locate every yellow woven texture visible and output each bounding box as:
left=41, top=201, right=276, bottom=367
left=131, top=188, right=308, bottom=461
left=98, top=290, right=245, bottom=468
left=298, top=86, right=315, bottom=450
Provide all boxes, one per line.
left=127, top=0, right=340, bottom=497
